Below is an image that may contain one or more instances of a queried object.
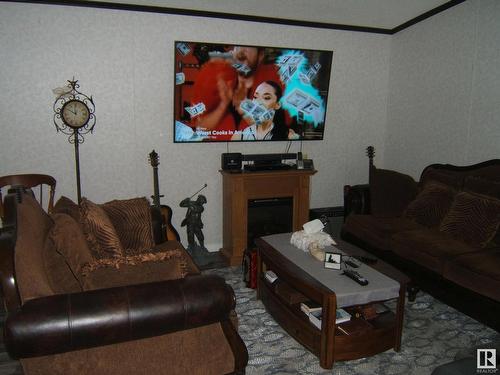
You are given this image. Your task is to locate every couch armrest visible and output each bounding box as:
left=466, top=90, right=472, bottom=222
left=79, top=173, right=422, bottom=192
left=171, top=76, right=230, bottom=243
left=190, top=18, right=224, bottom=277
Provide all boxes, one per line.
left=4, top=274, right=234, bottom=359
left=343, top=184, right=371, bottom=217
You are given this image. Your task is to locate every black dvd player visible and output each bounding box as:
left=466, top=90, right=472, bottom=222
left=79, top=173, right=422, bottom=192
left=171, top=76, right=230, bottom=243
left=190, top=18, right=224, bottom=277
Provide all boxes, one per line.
left=244, top=163, right=293, bottom=171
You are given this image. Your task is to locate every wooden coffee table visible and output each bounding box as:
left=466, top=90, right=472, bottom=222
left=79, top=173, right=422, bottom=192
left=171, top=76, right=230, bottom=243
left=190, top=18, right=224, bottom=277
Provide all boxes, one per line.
left=255, top=233, right=409, bottom=369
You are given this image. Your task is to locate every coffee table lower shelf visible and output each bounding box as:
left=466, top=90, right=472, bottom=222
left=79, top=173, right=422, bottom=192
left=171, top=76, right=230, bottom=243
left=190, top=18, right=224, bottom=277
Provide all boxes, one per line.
left=258, top=277, right=399, bottom=369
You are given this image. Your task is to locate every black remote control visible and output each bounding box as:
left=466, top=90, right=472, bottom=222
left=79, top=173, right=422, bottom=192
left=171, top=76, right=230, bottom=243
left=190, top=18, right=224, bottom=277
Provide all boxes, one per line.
left=342, top=269, right=369, bottom=286
left=353, top=255, right=377, bottom=265
left=344, top=259, right=359, bottom=268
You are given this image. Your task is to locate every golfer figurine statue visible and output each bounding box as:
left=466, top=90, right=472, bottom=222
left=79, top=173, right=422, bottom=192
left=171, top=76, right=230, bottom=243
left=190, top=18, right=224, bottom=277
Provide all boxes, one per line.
left=180, top=184, right=208, bottom=253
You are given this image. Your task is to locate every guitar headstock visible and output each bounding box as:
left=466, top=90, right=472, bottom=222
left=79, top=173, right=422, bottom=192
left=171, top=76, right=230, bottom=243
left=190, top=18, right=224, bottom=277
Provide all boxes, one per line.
left=149, top=150, right=159, bottom=167
left=366, top=146, right=375, bottom=167
left=366, top=146, right=375, bottom=159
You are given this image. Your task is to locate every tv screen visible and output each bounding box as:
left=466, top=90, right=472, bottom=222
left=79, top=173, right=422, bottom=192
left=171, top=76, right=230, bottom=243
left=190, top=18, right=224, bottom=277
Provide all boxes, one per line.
left=174, top=41, right=333, bottom=143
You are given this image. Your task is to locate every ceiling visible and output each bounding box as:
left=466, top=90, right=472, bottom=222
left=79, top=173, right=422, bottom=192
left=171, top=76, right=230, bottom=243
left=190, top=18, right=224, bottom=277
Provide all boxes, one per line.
left=84, top=0, right=463, bottom=32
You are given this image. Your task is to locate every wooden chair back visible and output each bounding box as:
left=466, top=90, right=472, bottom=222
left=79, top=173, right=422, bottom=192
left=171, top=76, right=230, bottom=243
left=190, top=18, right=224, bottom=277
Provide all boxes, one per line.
left=0, top=174, right=56, bottom=221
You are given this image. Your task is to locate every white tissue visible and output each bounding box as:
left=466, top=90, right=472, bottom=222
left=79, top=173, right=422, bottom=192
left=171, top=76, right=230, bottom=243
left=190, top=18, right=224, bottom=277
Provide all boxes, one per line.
left=302, top=219, right=324, bottom=234
left=290, top=230, right=337, bottom=252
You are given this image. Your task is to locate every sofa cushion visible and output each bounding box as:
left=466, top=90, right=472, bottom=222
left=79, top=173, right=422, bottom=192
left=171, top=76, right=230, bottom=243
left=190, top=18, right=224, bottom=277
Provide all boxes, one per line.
left=370, top=167, right=418, bottom=216
left=444, top=250, right=500, bottom=302
left=391, top=229, right=480, bottom=274
left=464, top=177, right=500, bottom=247
left=45, top=213, right=94, bottom=291
left=420, top=168, right=464, bottom=190
left=80, top=198, right=124, bottom=259
left=439, top=191, right=500, bottom=248
left=465, top=163, right=500, bottom=181
left=79, top=241, right=195, bottom=290
left=15, top=194, right=55, bottom=303
left=101, top=197, right=155, bottom=255
left=404, top=181, right=456, bottom=228
left=464, top=176, right=500, bottom=199
left=342, top=214, right=422, bottom=251
left=43, top=237, right=82, bottom=294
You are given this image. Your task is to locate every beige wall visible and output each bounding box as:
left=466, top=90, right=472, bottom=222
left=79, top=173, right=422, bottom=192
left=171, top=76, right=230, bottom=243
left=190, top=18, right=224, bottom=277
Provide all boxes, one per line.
left=0, top=3, right=391, bottom=250
left=4, top=1, right=497, bottom=251
left=386, top=0, right=500, bottom=178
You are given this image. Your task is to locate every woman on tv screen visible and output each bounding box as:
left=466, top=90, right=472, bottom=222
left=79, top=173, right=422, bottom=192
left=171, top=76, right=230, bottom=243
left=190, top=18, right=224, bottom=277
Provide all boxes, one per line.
left=231, top=80, right=296, bottom=141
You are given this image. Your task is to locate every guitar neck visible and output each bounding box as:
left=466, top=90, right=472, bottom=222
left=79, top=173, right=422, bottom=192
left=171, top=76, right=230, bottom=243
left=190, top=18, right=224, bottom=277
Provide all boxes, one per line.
left=152, top=166, right=161, bottom=209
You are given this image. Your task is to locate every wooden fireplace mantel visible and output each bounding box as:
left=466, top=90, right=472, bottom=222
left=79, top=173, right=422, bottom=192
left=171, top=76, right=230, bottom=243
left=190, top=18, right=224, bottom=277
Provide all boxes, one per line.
left=220, top=169, right=317, bottom=266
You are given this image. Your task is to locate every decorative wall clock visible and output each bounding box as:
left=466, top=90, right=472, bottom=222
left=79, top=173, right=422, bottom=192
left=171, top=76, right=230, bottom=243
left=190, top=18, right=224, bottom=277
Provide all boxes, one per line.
left=53, top=78, right=95, bottom=133
left=52, top=78, right=96, bottom=204
left=61, top=99, right=91, bottom=129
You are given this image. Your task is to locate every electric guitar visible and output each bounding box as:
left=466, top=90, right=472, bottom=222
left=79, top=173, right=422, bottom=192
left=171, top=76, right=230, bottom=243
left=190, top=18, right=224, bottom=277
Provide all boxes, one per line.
left=149, top=150, right=180, bottom=242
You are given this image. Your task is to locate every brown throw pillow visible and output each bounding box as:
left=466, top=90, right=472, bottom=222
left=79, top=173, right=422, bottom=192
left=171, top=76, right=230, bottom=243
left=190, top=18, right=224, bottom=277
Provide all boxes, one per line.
left=45, top=213, right=94, bottom=291
left=439, top=191, right=500, bottom=248
left=101, top=197, right=155, bottom=254
left=80, top=198, right=124, bottom=259
left=404, top=181, right=456, bottom=228
left=53, top=195, right=81, bottom=222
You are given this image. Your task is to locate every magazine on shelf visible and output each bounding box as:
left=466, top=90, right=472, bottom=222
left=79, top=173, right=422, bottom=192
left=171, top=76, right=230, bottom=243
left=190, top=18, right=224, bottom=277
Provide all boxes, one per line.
left=336, top=308, right=351, bottom=324
left=264, top=270, right=278, bottom=283
left=308, top=309, right=323, bottom=329
left=374, top=303, right=390, bottom=314
left=308, top=308, right=352, bottom=329
left=300, top=301, right=322, bottom=315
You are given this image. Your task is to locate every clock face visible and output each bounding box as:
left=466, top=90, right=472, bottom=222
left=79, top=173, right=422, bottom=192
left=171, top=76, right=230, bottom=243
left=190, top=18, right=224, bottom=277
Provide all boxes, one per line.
left=61, top=99, right=90, bottom=129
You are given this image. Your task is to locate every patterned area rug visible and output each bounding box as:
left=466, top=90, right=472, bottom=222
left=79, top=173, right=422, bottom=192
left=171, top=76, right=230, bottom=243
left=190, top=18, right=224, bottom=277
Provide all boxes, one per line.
left=205, top=266, right=499, bottom=375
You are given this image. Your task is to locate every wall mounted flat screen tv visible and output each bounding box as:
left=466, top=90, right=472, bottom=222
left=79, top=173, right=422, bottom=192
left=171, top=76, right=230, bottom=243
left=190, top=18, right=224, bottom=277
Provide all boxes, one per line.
left=174, top=41, right=333, bottom=143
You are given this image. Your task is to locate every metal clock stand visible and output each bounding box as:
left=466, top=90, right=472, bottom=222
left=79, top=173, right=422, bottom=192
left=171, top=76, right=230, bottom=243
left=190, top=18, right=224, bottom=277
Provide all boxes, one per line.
left=53, top=78, right=96, bottom=204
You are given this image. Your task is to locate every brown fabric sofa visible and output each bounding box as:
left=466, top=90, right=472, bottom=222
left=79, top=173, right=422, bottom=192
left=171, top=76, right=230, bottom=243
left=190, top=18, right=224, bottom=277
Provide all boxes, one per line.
left=341, top=159, right=500, bottom=331
left=0, top=190, right=248, bottom=374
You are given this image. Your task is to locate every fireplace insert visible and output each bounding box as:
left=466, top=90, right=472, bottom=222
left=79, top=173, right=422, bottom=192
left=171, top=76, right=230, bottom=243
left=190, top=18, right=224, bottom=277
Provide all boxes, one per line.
left=247, top=197, right=293, bottom=248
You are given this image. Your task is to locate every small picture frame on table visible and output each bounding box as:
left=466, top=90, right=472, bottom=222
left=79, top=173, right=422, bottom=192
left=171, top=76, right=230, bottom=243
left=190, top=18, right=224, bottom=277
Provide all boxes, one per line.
left=324, top=252, right=342, bottom=270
